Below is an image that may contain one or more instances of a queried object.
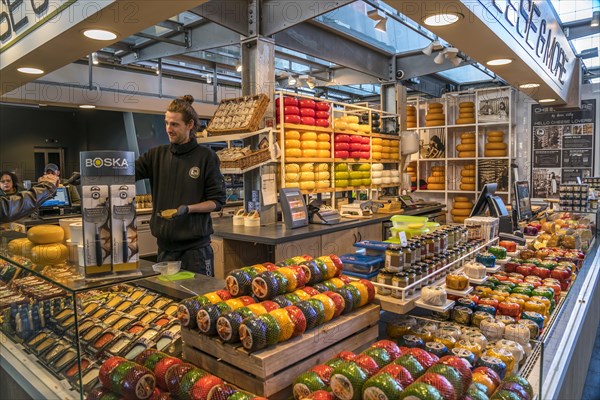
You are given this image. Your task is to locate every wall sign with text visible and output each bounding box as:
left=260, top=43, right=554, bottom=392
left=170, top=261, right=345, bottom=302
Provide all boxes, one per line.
left=530, top=99, right=596, bottom=199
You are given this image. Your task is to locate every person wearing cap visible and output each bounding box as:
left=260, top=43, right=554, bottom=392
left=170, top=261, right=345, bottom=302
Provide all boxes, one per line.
left=1, top=175, right=59, bottom=223
left=40, top=163, right=81, bottom=205
left=135, top=95, right=226, bottom=276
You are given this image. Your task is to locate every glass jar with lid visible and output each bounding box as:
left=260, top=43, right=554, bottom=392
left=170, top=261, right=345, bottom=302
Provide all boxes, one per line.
left=385, top=244, right=404, bottom=273
left=392, top=273, right=409, bottom=298
left=377, top=270, right=393, bottom=296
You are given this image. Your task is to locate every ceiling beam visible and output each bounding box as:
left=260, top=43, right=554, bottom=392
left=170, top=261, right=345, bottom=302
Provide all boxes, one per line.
left=120, top=22, right=240, bottom=65
left=563, top=17, right=599, bottom=40
left=396, top=50, right=475, bottom=80
left=273, top=22, right=392, bottom=79
left=189, top=0, right=249, bottom=36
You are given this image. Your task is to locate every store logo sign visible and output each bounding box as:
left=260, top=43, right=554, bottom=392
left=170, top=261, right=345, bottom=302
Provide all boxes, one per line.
left=0, top=0, right=70, bottom=47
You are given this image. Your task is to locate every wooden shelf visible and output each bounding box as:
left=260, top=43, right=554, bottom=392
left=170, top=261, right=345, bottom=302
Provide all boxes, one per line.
left=478, top=121, right=511, bottom=126
left=415, top=189, right=446, bottom=193
left=447, top=123, right=477, bottom=128
left=447, top=190, right=477, bottom=193
left=299, top=187, right=336, bottom=194
left=285, top=158, right=333, bottom=163
left=371, top=133, right=400, bottom=139
left=419, top=158, right=447, bottom=161
left=447, top=157, right=478, bottom=161
left=279, top=124, right=332, bottom=133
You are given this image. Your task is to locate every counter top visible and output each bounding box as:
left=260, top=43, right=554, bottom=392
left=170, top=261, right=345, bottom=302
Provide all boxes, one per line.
left=212, top=204, right=445, bottom=245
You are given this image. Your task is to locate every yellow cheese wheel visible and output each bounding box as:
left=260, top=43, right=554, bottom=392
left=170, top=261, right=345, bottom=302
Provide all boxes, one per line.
left=426, top=113, right=445, bottom=121
left=488, top=130, right=505, bottom=137
left=285, top=139, right=301, bottom=149
left=299, top=181, right=316, bottom=190
left=285, top=148, right=302, bottom=158
left=30, top=243, right=69, bottom=265
left=432, top=171, right=444, bottom=177
left=372, top=138, right=382, bottom=145
left=302, top=149, right=318, bottom=158
left=285, top=173, right=299, bottom=182
left=286, top=182, right=300, bottom=188
left=451, top=208, right=472, bottom=217
left=381, top=140, right=391, bottom=147
left=454, top=196, right=471, bottom=202
left=299, top=172, right=315, bottom=181
left=456, top=117, right=476, bottom=124
left=372, top=144, right=383, bottom=152
left=390, top=153, right=400, bottom=160
left=390, top=141, right=400, bottom=148
left=431, top=166, right=445, bottom=172
left=301, top=140, right=318, bottom=150
left=453, top=216, right=467, bottom=223
left=300, top=132, right=317, bottom=141
left=315, top=163, right=329, bottom=172
left=461, top=132, right=476, bottom=139
left=459, top=112, right=475, bottom=119
left=456, top=143, right=476, bottom=152
left=461, top=176, right=476, bottom=184
left=285, top=131, right=300, bottom=140
left=428, top=183, right=446, bottom=190
left=464, top=164, right=476, bottom=170
left=485, top=142, right=507, bottom=150
left=286, top=163, right=300, bottom=173
left=299, top=163, right=314, bottom=172
left=461, top=138, right=476, bottom=145
left=406, top=167, right=416, bottom=172
left=427, top=176, right=445, bottom=184
left=27, top=225, right=65, bottom=245
left=484, top=150, right=508, bottom=157
left=429, top=102, right=443, bottom=110
left=407, top=123, right=417, bottom=128
left=459, top=101, right=475, bottom=108
left=461, top=169, right=476, bottom=177
left=488, top=136, right=505, bottom=143
left=317, top=133, right=330, bottom=142
left=407, top=115, right=417, bottom=122
left=458, top=151, right=477, bottom=158
left=315, top=171, right=331, bottom=180
left=317, top=141, right=331, bottom=150
left=315, top=180, right=330, bottom=189
left=372, top=152, right=382, bottom=159
left=316, top=150, right=330, bottom=158
left=460, top=183, right=476, bottom=191
left=454, top=201, right=474, bottom=209
left=7, top=238, right=35, bottom=257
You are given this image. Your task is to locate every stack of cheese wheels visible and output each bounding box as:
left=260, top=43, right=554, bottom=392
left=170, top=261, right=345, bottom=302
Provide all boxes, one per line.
left=456, top=101, right=476, bottom=124
left=23, top=225, right=68, bottom=266
left=460, top=164, right=476, bottom=191
left=298, top=163, right=316, bottom=191
left=284, top=163, right=302, bottom=188
left=371, top=163, right=384, bottom=185
left=452, top=196, right=474, bottom=224
left=380, top=139, right=400, bottom=160
left=275, top=96, right=301, bottom=125
left=457, top=131, right=476, bottom=158
left=334, top=163, right=350, bottom=188
left=284, top=130, right=302, bottom=158
left=299, top=131, right=318, bottom=158
left=315, top=132, right=331, bottom=158
left=425, top=102, right=445, bottom=127
left=351, top=164, right=371, bottom=187
left=427, top=165, right=445, bottom=190
left=314, top=163, right=331, bottom=189
left=406, top=161, right=417, bottom=185
left=371, top=137, right=383, bottom=159
left=485, top=130, right=508, bottom=157
left=407, top=105, right=417, bottom=128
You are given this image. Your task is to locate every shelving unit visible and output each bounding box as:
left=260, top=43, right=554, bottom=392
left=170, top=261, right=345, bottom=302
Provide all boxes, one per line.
left=407, top=87, right=516, bottom=223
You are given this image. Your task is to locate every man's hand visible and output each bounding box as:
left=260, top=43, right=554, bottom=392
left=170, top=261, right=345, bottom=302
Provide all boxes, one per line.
left=38, top=174, right=59, bottom=186
left=160, top=205, right=189, bottom=220
left=175, top=205, right=189, bottom=217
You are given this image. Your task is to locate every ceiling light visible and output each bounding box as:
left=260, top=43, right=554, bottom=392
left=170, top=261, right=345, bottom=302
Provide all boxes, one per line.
left=307, top=80, right=316, bottom=89
left=236, top=62, right=243, bottom=72
left=487, top=58, right=513, bottom=66
left=83, top=29, right=117, bottom=41
left=374, top=18, right=387, bottom=33
left=288, top=76, right=297, bottom=86
left=91, top=52, right=99, bottom=65
left=519, top=83, right=540, bottom=89
left=539, top=98, right=556, bottom=103
left=422, top=40, right=440, bottom=56
left=367, top=9, right=384, bottom=21
left=423, top=13, right=463, bottom=27
left=444, top=47, right=459, bottom=58
left=591, top=11, right=599, bottom=27
left=206, top=74, right=213, bottom=84
left=449, top=56, right=462, bottom=67
left=434, top=52, right=446, bottom=64
left=79, top=104, right=96, bottom=109
left=17, top=67, right=44, bottom=74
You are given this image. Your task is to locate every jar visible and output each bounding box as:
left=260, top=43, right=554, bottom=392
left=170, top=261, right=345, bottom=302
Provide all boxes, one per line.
left=432, top=234, right=441, bottom=255
left=425, top=235, right=435, bottom=257
left=445, top=228, right=455, bottom=249
left=412, top=240, right=422, bottom=263
left=402, top=244, right=413, bottom=269
left=439, top=230, right=448, bottom=253
left=392, top=273, right=409, bottom=298
left=377, top=270, right=393, bottom=296
left=385, top=244, right=404, bottom=273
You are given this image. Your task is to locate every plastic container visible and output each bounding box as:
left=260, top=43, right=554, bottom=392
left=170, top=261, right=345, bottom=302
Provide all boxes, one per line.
left=339, top=254, right=384, bottom=274
left=152, top=261, right=182, bottom=276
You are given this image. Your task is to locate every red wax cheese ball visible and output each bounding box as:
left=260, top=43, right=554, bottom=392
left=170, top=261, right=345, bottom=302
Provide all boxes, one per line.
left=300, top=108, right=316, bottom=118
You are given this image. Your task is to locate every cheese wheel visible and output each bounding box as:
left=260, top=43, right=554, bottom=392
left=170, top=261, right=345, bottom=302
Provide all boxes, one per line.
left=299, top=172, right=315, bottom=181
left=451, top=208, right=472, bottom=217
left=460, top=183, right=476, bottom=191
left=285, top=131, right=300, bottom=140
left=390, top=153, right=400, bottom=160
left=459, top=105, right=475, bottom=112
left=485, top=142, right=507, bottom=150
left=461, top=138, right=476, bottom=145
left=426, top=113, right=445, bottom=121
left=7, top=238, right=35, bottom=257
left=454, top=201, right=474, bottom=209
left=381, top=139, right=391, bottom=146
left=456, top=144, right=476, bottom=152
left=488, top=131, right=505, bottom=137
left=303, top=149, right=318, bottom=158
left=428, top=183, right=446, bottom=190
left=461, top=132, right=475, bottom=139
left=431, top=167, right=445, bottom=172
left=31, top=243, right=69, bottom=265
left=285, top=148, right=302, bottom=158
left=317, top=141, right=331, bottom=150
left=454, top=196, right=470, bottom=202
left=488, top=136, right=505, bottom=143
left=286, top=182, right=300, bottom=188
left=372, top=144, right=382, bottom=152
left=285, top=139, right=301, bottom=149
left=316, top=150, right=331, bottom=158
left=317, top=133, right=330, bottom=142
left=315, top=163, right=329, bottom=172
left=406, top=167, right=416, bottom=172
left=407, top=115, right=417, bottom=122
left=286, top=163, right=300, bottom=173
left=299, top=181, right=316, bottom=190
left=372, top=138, right=382, bottom=145
left=453, top=216, right=467, bottom=223
left=335, top=172, right=350, bottom=180
left=428, top=102, right=443, bottom=110
left=432, top=171, right=444, bottom=177
left=461, top=176, right=476, bottom=184
left=407, top=123, right=417, bottom=128
left=301, top=140, right=318, bottom=150
left=464, top=164, right=476, bottom=170
left=315, top=180, right=330, bottom=189
left=300, top=132, right=317, bottom=141
left=285, top=173, right=299, bottom=182
left=459, top=101, right=475, bottom=108
left=461, top=169, right=476, bottom=177
left=427, top=176, right=445, bottom=184
left=27, top=225, right=65, bottom=244
left=456, top=117, right=476, bottom=124
left=300, top=163, right=314, bottom=172
left=459, top=112, right=475, bottom=119
left=485, top=150, right=508, bottom=157
left=372, top=152, right=382, bottom=159
left=458, top=151, right=477, bottom=158
left=425, top=120, right=444, bottom=127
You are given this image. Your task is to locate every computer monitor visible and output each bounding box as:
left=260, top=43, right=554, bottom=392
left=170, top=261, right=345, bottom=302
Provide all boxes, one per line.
left=40, top=187, right=71, bottom=208
left=514, top=181, right=533, bottom=221
left=470, top=183, right=497, bottom=217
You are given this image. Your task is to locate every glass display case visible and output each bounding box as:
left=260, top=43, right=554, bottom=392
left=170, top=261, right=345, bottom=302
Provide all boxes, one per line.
left=0, top=238, right=183, bottom=400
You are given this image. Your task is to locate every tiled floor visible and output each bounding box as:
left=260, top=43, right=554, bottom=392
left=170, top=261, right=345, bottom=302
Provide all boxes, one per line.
left=582, top=322, right=600, bottom=399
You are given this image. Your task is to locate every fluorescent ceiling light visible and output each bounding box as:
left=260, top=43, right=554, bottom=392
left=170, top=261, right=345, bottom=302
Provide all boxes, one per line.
left=83, top=29, right=117, bottom=41
left=374, top=18, right=387, bottom=33
left=592, top=11, right=599, bottom=27
left=539, top=98, right=556, bottom=103
left=519, top=83, right=540, bottom=89
left=423, top=13, right=463, bottom=27
left=487, top=58, right=513, bottom=66
left=17, top=67, right=44, bottom=74
left=79, top=104, right=96, bottom=109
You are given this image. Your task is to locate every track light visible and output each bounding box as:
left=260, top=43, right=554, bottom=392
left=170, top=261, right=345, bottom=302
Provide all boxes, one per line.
left=288, top=75, right=297, bottom=86
left=367, top=9, right=384, bottom=21
left=91, top=52, right=99, bottom=65
left=374, top=18, right=387, bottom=32
left=236, top=61, right=242, bottom=72
left=449, top=56, right=462, bottom=67
left=444, top=47, right=459, bottom=59
left=592, top=11, right=599, bottom=27
left=422, top=40, right=440, bottom=56
left=206, top=74, right=212, bottom=84
left=434, top=52, right=446, bottom=64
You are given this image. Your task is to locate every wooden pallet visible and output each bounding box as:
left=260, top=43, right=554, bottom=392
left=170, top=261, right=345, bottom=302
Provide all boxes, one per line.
left=182, top=304, right=380, bottom=399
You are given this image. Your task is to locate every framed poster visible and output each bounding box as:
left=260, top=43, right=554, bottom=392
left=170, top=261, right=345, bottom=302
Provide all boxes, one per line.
left=530, top=99, right=596, bottom=199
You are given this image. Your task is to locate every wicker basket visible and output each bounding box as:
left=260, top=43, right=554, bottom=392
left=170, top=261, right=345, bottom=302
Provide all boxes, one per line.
left=208, top=94, right=270, bottom=135
left=220, top=148, right=271, bottom=170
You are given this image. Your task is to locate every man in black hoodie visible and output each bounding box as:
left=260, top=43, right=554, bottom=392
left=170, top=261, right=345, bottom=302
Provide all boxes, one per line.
left=136, top=95, right=226, bottom=276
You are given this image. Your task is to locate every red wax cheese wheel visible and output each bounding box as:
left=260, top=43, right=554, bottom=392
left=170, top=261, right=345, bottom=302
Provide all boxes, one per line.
left=284, top=115, right=302, bottom=124
left=284, top=106, right=300, bottom=115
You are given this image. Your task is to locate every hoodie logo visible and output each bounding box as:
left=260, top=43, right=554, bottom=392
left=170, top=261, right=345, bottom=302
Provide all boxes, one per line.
left=189, top=167, right=200, bottom=179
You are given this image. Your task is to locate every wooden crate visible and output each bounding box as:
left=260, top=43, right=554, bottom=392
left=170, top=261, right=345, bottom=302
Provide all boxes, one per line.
left=182, top=304, right=380, bottom=399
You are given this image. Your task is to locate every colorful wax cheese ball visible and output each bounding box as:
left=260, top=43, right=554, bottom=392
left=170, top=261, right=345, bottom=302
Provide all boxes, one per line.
left=330, top=361, right=370, bottom=400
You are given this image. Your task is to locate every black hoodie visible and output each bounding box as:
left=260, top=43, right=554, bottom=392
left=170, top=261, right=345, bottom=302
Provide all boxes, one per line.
left=136, top=140, right=226, bottom=251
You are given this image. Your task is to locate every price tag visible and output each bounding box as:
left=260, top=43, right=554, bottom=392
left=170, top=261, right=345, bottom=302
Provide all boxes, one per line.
left=398, top=231, right=408, bottom=246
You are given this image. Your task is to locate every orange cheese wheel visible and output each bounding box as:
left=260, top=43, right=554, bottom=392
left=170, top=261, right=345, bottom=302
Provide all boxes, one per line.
left=488, top=136, right=505, bottom=143
left=317, top=141, right=331, bottom=150
left=459, top=112, right=475, bottom=119
left=462, top=138, right=476, bottom=144
left=317, top=133, right=330, bottom=142
left=456, top=144, right=476, bottom=152
left=485, top=142, right=507, bottom=150
left=451, top=208, right=472, bottom=217
left=372, top=152, right=382, bottom=159
left=406, top=167, right=416, bottom=172
left=285, top=139, right=301, bottom=149
left=459, top=101, right=475, bottom=108
left=484, top=150, right=508, bottom=157
left=27, top=225, right=65, bottom=244
left=453, top=216, right=467, bottom=223
left=301, top=140, right=318, bottom=150
left=285, top=131, right=300, bottom=140
left=428, top=102, right=443, bottom=110
left=461, top=176, right=476, bottom=184
left=427, top=176, right=445, bottom=184
left=427, top=183, right=446, bottom=190
left=455, top=196, right=470, bottom=202
left=407, top=116, right=417, bottom=122
left=488, top=131, right=505, bottom=137
left=458, top=151, right=477, bottom=158
left=460, top=183, right=476, bottom=191
left=432, top=171, right=444, bottom=177
left=372, top=138, right=382, bottom=145
left=464, top=164, right=476, bottom=170
left=426, top=113, right=445, bottom=121
left=456, top=117, right=476, bottom=124
left=459, top=106, right=475, bottom=113
left=317, top=150, right=331, bottom=158
left=461, top=132, right=476, bottom=139
left=302, top=149, right=318, bottom=158
left=407, top=123, right=417, bottom=128
left=431, top=166, right=445, bottom=172
left=454, top=201, right=474, bottom=209
left=461, top=169, right=476, bottom=177
left=300, top=132, right=318, bottom=141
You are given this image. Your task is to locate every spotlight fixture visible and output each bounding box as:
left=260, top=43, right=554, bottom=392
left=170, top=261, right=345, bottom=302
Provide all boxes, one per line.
left=83, top=29, right=117, bottom=41
left=449, top=56, right=462, bottom=67
left=306, top=79, right=316, bottom=89
left=367, top=9, right=385, bottom=21
left=487, top=58, right=513, bottom=66
left=423, top=12, right=463, bottom=27
left=422, top=40, right=441, bottom=56
left=591, top=11, right=599, bottom=27
left=236, top=62, right=243, bottom=72
left=288, top=75, right=297, bottom=86
left=91, top=52, right=99, bottom=65
left=434, top=52, right=446, bottom=65
left=374, top=18, right=387, bottom=33
left=206, top=74, right=213, bottom=84
left=519, top=83, right=540, bottom=89
left=17, top=67, right=44, bottom=74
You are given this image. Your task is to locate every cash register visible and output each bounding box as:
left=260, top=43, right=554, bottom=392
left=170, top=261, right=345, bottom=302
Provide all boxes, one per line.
left=38, top=187, right=81, bottom=219
left=308, top=200, right=342, bottom=225
left=398, top=194, right=441, bottom=210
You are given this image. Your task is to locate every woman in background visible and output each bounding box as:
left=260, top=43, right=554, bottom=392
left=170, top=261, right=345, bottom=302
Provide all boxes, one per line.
left=0, top=171, right=21, bottom=196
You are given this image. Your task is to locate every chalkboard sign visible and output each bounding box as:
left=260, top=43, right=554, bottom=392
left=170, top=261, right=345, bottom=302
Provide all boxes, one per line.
left=279, top=188, right=308, bottom=229
left=530, top=99, right=596, bottom=199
